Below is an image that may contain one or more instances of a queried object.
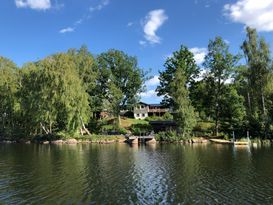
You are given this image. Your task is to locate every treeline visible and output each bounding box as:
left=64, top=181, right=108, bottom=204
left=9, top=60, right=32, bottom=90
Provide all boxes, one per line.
left=1, top=27, right=273, bottom=140
left=157, top=27, right=273, bottom=139
left=0, top=47, right=146, bottom=139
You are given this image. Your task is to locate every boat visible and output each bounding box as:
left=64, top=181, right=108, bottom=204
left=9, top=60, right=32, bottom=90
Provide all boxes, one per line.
left=210, top=139, right=250, bottom=146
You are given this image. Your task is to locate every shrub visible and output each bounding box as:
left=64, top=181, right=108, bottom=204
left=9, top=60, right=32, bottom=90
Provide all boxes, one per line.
left=145, top=116, right=163, bottom=121
left=162, top=112, right=173, bottom=120
left=130, top=123, right=152, bottom=135
left=156, top=130, right=192, bottom=142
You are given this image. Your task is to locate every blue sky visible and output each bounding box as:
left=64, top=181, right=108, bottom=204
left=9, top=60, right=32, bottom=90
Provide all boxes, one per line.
left=1, top=0, right=273, bottom=103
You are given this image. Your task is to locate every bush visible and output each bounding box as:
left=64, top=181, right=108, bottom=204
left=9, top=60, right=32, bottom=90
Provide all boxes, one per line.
left=130, top=123, right=152, bottom=135
left=145, top=116, right=163, bottom=121
left=155, top=130, right=192, bottom=142
left=100, top=125, right=128, bottom=135
left=145, top=113, right=173, bottom=122
left=162, top=112, right=173, bottom=120
left=155, top=131, right=176, bottom=142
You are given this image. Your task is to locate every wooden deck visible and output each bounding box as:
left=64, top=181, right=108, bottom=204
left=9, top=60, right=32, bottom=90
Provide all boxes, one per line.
left=127, top=136, right=155, bottom=140
left=126, top=135, right=156, bottom=144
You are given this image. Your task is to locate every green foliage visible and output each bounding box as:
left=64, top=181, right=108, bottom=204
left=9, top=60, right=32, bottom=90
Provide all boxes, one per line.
left=203, top=36, right=241, bottom=136
left=130, top=123, right=152, bottom=136
left=220, top=85, right=246, bottom=129
left=100, top=121, right=128, bottom=135
left=194, top=121, right=214, bottom=131
left=20, top=53, right=91, bottom=136
left=190, top=80, right=214, bottom=120
left=157, top=45, right=199, bottom=106
left=145, top=116, right=163, bottom=121
left=241, top=27, right=273, bottom=138
left=67, top=46, right=99, bottom=113
left=145, top=113, right=173, bottom=121
left=162, top=112, right=173, bottom=120
left=171, top=62, right=197, bottom=138
left=97, top=49, right=146, bottom=127
left=155, top=130, right=190, bottom=142
left=157, top=45, right=197, bottom=138
left=0, top=57, right=20, bottom=138
left=1, top=36, right=273, bottom=141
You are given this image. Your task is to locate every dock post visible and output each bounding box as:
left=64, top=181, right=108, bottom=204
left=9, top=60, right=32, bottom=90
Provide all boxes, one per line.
left=132, top=137, right=138, bottom=144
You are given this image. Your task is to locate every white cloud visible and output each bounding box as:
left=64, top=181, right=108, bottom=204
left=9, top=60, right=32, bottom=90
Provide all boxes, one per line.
left=140, top=90, right=158, bottom=98
left=224, top=39, right=230, bottom=44
left=194, top=69, right=207, bottom=82
left=15, top=0, right=51, bottom=10
left=139, top=40, right=147, bottom=46
left=142, top=9, right=168, bottom=44
left=189, top=47, right=207, bottom=65
left=59, top=27, right=74, bottom=34
left=90, top=0, right=109, bottom=12
left=224, top=0, right=273, bottom=32
left=127, top=22, right=133, bottom=27
left=75, top=19, right=83, bottom=25
left=146, top=76, right=160, bottom=86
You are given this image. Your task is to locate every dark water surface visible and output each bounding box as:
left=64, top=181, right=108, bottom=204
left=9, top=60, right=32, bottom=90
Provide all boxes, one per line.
left=0, top=143, right=273, bottom=204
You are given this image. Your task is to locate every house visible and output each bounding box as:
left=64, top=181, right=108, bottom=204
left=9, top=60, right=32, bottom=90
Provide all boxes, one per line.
left=133, top=102, right=170, bottom=119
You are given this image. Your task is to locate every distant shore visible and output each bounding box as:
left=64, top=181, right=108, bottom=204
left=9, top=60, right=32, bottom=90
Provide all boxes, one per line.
left=1, top=136, right=272, bottom=146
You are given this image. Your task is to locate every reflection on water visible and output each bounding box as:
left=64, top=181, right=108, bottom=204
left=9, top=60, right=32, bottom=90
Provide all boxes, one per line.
left=0, top=143, right=273, bottom=204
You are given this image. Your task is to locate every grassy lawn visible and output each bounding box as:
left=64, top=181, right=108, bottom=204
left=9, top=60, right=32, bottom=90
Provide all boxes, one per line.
left=120, top=117, right=148, bottom=128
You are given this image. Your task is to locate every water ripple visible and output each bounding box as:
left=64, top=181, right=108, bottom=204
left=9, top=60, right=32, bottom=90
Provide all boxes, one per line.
left=0, top=144, right=273, bottom=204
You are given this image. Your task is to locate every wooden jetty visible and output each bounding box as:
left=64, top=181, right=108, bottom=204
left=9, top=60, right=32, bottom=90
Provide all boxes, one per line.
left=126, top=135, right=156, bottom=144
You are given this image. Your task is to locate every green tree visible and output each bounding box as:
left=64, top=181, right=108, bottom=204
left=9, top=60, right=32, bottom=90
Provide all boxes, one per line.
left=171, top=67, right=196, bottom=138
left=189, top=78, right=214, bottom=120
left=20, top=53, right=91, bottom=136
left=67, top=46, right=99, bottom=114
left=0, top=57, right=19, bottom=137
left=203, top=37, right=240, bottom=136
left=241, top=27, right=272, bottom=137
left=157, top=45, right=199, bottom=106
left=97, top=49, right=146, bottom=126
left=220, top=85, right=246, bottom=133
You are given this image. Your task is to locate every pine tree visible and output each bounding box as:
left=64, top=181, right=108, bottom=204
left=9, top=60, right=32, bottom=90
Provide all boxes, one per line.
left=171, top=67, right=196, bottom=138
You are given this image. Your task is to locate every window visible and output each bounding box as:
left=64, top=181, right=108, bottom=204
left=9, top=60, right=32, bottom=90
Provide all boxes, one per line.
left=136, top=114, right=140, bottom=117
left=142, top=113, right=145, bottom=117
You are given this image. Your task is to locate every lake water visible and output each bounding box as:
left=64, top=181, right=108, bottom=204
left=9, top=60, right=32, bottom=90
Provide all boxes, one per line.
left=0, top=143, right=273, bottom=204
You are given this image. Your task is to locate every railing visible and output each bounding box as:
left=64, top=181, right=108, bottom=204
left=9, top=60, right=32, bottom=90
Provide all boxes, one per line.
left=148, top=108, right=169, bottom=113
left=134, top=108, right=149, bottom=114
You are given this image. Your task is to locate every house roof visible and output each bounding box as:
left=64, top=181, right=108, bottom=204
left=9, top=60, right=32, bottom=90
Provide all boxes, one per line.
left=138, top=101, right=149, bottom=105
left=149, top=104, right=163, bottom=107
left=138, top=101, right=164, bottom=107
left=138, top=101, right=163, bottom=107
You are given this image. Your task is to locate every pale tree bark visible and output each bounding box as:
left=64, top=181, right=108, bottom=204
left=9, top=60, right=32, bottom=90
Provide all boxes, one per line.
left=80, top=116, right=91, bottom=135
left=40, top=122, right=49, bottom=135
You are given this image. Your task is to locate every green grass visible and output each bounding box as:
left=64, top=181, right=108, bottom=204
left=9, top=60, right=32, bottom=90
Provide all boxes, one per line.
left=120, top=117, right=148, bottom=128
left=74, top=134, right=125, bottom=142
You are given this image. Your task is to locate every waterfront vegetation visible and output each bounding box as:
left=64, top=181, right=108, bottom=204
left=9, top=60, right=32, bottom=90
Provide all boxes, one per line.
left=1, top=27, right=273, bottom=142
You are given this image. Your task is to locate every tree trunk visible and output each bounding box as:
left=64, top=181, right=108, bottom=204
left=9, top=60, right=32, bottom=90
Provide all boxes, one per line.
left=215, top=115, right=219, bottom=137
left=215, top=78, right=220, bottom=137
left=261, top=93, right=266, bottom=115
left=40, top=122, right=49, bottom=135
left=247, top=91, right=251, bottom=113
left=80, top=116, right=91, bottom=135
left=49, top=121, right=52, bottom=134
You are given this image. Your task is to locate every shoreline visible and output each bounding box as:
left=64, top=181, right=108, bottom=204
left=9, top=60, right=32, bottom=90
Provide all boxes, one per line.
left=1, top=137, right=272, bottom=146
